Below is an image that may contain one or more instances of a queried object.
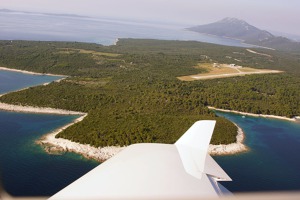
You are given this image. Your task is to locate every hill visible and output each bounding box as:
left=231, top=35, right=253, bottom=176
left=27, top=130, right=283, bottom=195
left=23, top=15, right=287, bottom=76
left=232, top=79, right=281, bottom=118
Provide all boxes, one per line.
left=187, top=18, right=300, bottom=51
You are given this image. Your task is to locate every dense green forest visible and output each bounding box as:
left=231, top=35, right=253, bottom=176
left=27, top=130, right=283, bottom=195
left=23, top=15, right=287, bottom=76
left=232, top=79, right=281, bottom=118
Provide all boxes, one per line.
left=0, top=39, right=299, bottom=147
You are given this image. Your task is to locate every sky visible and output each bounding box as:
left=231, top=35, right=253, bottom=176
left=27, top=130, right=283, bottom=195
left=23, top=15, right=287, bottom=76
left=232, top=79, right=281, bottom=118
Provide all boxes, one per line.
left=1, top=0, right=300, bottom=35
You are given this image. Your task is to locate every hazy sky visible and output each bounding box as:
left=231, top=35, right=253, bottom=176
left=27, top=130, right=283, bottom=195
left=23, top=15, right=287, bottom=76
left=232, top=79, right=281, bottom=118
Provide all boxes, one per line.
left=1, top=0, right=300, bottom=35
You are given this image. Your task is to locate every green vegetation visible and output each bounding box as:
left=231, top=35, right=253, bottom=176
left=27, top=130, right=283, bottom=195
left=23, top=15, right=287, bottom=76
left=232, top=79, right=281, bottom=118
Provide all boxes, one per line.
left=199, top=74, right=300, bottom=118
left=0, top=39, right=299, bottom=147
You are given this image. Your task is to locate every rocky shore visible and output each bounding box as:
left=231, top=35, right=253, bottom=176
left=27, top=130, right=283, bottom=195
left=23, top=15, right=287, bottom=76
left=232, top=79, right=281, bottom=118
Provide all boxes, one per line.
left=38, top=122, right=247, bottom=162
left=37, top=114, right=125, bottom=162
left=0, top=65, right=249, bottom=161
left=208, top=106, right=299, bottom=122
left=0, top=102, right=248, bottom=162
left=0, top=102, right=85, bottom=115
left=0, top=101, right=249, bottom=162
left=208, top=124, right=248, bottom=155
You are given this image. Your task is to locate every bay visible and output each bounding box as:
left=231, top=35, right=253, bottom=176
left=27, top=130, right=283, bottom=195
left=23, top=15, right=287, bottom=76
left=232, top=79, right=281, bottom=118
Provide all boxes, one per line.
left=0, top=70, right=64, bottom=94
left=0, top=70, right=98, bottom=197
left=0, top=111, right=98, bottom=196
left=214, top=111, right=300, bottom=192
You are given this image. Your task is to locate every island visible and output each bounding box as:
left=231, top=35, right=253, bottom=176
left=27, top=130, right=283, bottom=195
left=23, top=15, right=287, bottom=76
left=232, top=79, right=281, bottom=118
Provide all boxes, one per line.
left=0, top=39, right=299, bottom=161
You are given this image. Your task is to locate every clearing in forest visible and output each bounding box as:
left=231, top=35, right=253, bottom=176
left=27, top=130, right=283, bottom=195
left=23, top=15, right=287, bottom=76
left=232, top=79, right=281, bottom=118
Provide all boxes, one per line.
left=57, top=48, right=121, bottom=57
left=177, top=63, right=283, bottom=81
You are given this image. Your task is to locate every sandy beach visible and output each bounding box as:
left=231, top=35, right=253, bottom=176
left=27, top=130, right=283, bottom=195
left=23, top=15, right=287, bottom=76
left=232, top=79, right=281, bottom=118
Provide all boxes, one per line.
left=208, top=106, right=299, bottom=122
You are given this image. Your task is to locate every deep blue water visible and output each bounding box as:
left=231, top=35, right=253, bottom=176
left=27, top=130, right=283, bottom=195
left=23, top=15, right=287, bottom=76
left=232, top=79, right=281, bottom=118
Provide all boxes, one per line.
left=1, top=65, right=300, bottom=195
left=0, top=11, right=254, bottom=47
left=0, top=111, right=98, bottom=196
left=0, top=70, right=98, bottom=197
left=214, top=111, right=300, bottom=192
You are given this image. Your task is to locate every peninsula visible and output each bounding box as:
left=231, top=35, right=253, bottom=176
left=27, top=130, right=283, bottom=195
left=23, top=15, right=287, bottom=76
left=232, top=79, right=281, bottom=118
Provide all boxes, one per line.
left=0, top=88, right=248, bottom=160
left=0, top=39, right=299, bottom=161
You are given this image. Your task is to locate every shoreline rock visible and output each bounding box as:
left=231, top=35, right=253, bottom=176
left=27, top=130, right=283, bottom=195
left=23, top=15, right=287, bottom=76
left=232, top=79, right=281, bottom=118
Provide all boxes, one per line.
left=209, top=124, right=248, bottom=155
left=0, top=66, right=249, bottom=161
left=0, top=102, right=85, bottom=115
left=208, top=106, right=299, bottom=122
left=38, top=120, right=247, bottom=161
left=0, top=102, right=249, bottom=162
left=37, top=114, right=125, bottom=162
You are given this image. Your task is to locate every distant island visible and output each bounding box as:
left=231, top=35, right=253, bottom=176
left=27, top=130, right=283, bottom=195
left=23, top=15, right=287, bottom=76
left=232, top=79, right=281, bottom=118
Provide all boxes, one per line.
left=187, top=17, right=300, bottom=51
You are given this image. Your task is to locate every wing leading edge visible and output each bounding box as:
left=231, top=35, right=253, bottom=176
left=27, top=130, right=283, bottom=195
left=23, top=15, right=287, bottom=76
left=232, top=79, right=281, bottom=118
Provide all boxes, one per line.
left=50, top=120, right=232, bottom=200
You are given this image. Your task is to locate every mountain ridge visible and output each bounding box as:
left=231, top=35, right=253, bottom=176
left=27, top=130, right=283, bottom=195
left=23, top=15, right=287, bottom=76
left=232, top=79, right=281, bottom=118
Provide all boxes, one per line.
left=187, top=18, right=300, bottom=51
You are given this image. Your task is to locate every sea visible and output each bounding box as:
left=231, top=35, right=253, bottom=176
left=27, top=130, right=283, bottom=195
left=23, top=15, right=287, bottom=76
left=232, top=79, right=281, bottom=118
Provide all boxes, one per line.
left=0, top=10, right=300, bottom=197
left=1, top=70, right=300, bottom=197
left=214, top=111, right=300, bottom=193
left=0, top=10, right=254, bottom=47
left=0, top=71, right=99, bottom=196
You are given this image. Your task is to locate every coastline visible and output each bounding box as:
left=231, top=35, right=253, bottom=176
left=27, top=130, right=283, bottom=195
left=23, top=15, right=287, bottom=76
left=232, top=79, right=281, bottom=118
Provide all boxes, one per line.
left=208, top=106, right=300, bottom=122
left=37, top=114, right=125, bottom=162
left=37, top=114, right=247, bottom=161
left=0, top=101, right=249, bottom=161
left=0, top=102, right=85, bottom=115
left=188, top=31, right=275, bottom=50
left=0, top=67, right=249, bottom=161
left=0, top=66, right=67, bottom=98
left=38, top=119, right=248, bottom=161
left=0, top=66, right=66, bottom=77
left=209, top=123, right=248, bottom=155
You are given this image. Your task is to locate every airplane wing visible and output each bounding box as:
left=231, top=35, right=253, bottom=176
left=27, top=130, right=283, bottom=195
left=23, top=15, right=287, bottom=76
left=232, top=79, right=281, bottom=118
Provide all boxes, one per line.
left=49, top=120, right=232, bottom=200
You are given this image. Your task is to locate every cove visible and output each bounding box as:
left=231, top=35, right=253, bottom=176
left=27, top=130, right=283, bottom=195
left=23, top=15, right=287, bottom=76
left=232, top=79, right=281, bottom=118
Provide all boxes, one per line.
left=214, top=111, right=300, bottom=192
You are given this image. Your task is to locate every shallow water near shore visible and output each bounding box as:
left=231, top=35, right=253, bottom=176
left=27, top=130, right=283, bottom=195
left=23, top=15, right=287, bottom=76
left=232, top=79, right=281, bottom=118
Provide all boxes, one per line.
left=0, top=70, right=98, bottom=196
left=1, top=70, right=300, bottom=196
left=0, top=111, right=98, bottom=196
left=214, top=111, right=300, bottom=192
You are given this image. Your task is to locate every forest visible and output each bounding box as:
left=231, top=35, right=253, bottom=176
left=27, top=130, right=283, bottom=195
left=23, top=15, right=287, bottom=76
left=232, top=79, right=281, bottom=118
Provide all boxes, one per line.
left=0, top=39, right=299, bottom=147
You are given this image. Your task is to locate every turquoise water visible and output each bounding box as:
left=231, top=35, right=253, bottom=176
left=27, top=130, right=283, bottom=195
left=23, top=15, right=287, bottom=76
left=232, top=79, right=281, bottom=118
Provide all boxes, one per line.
left=214, top=111, right=300, bottom=192
left=0, top=70, right=98, bottom=197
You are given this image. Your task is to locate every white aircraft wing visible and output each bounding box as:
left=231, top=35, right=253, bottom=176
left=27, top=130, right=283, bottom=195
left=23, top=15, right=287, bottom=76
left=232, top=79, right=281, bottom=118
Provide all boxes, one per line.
left=49, top=120, right=232, bottom=200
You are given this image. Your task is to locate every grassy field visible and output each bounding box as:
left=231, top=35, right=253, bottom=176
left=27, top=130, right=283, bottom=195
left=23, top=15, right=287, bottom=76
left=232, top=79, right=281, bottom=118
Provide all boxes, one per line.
left=178, top=63, right=283, bottom=81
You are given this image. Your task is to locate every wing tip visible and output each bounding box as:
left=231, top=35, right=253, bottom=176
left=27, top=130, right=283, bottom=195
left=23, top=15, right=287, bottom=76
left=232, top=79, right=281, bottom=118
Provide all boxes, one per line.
left=175, top=120, right=216, bottom=151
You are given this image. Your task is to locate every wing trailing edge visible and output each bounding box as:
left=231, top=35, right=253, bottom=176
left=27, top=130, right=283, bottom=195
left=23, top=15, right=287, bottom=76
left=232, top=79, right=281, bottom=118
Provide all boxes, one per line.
left=175, top=120, right=231, bottom=181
